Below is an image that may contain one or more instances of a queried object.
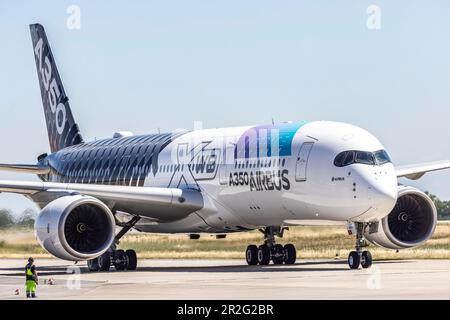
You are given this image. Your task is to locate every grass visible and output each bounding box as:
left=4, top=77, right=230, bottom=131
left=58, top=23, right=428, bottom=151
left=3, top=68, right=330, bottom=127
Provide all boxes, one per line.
left=1, top=223, right=450, bottom=260
left=0, top=228, right=47, bottom=258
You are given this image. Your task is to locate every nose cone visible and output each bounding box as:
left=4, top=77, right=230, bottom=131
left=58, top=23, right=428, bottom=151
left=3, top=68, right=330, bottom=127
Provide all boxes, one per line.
left=370, top=174, right=398, bottom=215
left=366, top=164, right=398, bottom=219
left=354, top=163, right=398, bottom=221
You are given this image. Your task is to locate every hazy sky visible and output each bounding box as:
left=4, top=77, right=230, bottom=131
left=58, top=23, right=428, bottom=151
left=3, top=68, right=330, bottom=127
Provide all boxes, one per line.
left=1, top=1, right=450, bottom=215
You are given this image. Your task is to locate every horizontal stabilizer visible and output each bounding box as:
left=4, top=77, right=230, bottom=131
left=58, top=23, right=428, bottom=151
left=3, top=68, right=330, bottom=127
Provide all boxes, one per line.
left=0, top=164, right=50, bottom=174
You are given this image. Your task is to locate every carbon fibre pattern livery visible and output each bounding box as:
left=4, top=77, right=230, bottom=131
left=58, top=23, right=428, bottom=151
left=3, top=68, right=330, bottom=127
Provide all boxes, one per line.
left=42, top=131, right=186, bottom=186
left=30, top=24, right=83, bottom=152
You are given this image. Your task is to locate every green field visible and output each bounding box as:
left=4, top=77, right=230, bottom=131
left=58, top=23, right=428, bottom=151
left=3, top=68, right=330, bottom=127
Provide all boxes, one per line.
left=1, top=223, right=450, bottom=260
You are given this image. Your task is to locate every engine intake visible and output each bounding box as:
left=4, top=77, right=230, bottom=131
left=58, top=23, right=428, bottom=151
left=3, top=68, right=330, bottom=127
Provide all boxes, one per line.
left=35, top=195, right=115, bottom=261
left=365, top=186, right=437, bottom=249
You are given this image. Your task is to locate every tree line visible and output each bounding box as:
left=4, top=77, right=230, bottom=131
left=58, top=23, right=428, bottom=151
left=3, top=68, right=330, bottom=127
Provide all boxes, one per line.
left=425, top=192, right=450, bottom=220
left=0, top=208, right=37, bottom=229
left=0, top=191, right=450, bottom=229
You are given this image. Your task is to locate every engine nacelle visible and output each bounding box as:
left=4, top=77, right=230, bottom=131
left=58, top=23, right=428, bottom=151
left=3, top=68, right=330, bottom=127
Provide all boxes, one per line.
left=364, top=186, right=437, bottom=249
left=35, top=195, right=115, bottom=261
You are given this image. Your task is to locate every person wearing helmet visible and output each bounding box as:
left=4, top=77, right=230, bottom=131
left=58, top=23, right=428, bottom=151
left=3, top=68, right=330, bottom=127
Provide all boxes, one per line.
left=25, top=257, right=38, bottom=298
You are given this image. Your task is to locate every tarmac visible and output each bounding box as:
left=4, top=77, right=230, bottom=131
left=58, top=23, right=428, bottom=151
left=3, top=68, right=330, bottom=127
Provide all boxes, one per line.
left=1, top=259, right=450, bottom=299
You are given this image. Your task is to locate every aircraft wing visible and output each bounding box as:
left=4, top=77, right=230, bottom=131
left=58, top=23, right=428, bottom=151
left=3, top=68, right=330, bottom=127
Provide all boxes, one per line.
left=396, top=160, right=450, bottom=180
left=0, top=180, right=204, bottom=221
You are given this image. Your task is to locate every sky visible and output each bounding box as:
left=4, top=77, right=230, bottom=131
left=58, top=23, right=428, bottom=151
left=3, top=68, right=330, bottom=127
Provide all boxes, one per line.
left=1, top=1, right=450, bottom=215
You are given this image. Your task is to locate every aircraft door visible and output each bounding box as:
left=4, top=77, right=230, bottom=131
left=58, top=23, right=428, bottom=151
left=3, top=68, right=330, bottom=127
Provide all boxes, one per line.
left=295, top=142, right=314, bottom=182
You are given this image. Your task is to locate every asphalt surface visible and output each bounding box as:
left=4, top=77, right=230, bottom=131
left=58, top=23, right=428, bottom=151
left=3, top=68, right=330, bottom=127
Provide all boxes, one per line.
left=1, top=259, right=449, bottom=299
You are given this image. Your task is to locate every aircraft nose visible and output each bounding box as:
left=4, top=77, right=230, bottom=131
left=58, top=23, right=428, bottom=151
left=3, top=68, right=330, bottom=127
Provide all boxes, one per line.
left=369, top=172, right=398, bottom=215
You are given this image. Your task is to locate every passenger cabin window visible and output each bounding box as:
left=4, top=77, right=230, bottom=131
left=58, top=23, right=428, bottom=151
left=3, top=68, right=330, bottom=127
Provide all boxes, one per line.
left=334, top=149, right=391, bottom=167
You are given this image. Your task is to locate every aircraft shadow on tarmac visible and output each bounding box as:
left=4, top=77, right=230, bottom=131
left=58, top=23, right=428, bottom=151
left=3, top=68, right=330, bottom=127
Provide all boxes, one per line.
left=0, top=259, right=414, bottom=277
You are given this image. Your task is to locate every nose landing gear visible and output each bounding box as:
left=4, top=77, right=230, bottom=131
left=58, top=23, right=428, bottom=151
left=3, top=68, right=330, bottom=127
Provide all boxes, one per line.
left=347, top=222, right=373, bottom=269
left=245, top=227, right=297, bottom=266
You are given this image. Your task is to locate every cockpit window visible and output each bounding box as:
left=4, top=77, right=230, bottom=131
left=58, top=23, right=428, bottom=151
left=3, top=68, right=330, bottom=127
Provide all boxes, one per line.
left=342, top=151, right=354, bottom=166
left=334, top=149, right=391, bottom=167
left=373, top=149, right=391, bottom=165
left=333, top=151, right=354, bottom=167
left=355, top=151, right=375, bottom=165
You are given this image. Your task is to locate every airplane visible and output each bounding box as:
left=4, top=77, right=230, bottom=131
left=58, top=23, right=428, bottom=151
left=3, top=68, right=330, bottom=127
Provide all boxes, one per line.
left=1, top=23, right=449, bottom=271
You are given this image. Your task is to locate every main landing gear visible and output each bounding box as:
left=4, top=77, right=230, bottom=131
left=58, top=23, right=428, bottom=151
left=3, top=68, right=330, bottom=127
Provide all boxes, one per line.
left=88, top=215, right=141, bottom=272
left=245, top=227, right=297, bottom=266
left=347, top=222, right=373, bottom=270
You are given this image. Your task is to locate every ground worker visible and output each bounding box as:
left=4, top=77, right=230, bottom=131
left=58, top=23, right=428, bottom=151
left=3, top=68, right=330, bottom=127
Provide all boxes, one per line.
left=25, top=257, right=38, bottom=298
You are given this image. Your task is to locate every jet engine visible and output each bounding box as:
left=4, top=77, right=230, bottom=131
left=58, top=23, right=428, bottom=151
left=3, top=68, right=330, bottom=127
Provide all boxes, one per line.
left=364, top=186, right=437, bottom=249
left=35, top=195, right=115, bottom=261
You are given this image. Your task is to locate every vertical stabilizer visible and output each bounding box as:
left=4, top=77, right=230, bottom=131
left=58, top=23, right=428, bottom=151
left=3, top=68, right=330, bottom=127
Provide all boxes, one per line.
left=30, top=23, right=83, bottom=152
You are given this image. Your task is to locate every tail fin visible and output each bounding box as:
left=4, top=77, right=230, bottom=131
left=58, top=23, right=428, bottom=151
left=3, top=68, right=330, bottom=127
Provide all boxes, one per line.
left=29, top=23, right=83, bottom=153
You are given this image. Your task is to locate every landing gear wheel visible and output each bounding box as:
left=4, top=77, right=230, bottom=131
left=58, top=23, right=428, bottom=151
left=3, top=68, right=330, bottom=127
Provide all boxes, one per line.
left=283, top=244, right=297, bottom=265
left=361, top=251, right=372, bottom=269
left=348, top=251, right=360, bottom=269
left=246, top=245, right=258, bottom=265
left=114, top=249, right=127, bottom=271
left=126, top=249, right=137, bottom=270
left=98, top=251, right=111, bottom=272
left=257, top=244, right=271, bottom=265
left=272, top=244, right=285, bottom=265
left=87, top=258, right=99, bottom=272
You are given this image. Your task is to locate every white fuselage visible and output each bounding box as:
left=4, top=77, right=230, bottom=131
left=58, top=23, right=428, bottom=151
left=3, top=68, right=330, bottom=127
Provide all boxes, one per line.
left=138, top=121, right=398, bottom=234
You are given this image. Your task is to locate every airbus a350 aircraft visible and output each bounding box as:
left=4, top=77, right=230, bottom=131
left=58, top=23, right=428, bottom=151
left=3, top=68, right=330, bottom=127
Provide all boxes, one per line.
left=1, top=24, right=449, bottom=271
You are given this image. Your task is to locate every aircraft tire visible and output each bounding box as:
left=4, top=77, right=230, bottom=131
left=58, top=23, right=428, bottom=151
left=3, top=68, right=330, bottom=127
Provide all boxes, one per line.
left=257, top=244, right=271, bottom=265
left=114, top=249, right=127, bottom=271
left=361, top=251, right=372, bottom=269
left=126, top=249, right=137, bottom=270
left=272, top=244, right=285, bottom=264
left=348, top=251, right=360, bottom=269
left=98, top=251, right=111, bottom=272
left=87, top=258, right=99, bottom=272
left=246, top=245, right=258, bottom=265
left=283, top=244, right=296, bottom=265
